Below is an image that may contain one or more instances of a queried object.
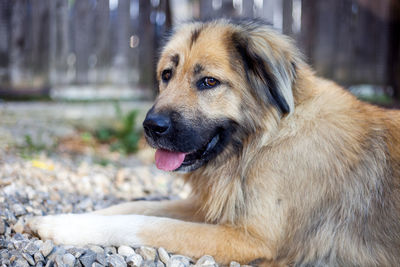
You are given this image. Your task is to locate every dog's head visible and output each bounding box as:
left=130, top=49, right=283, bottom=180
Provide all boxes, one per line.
left=143, top=19, right=301, bottom=172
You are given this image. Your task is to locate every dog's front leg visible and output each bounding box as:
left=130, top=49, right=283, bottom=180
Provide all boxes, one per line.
left=27, top=214, right=271, bottom=265
left=92, top=198, right=203, bottom=222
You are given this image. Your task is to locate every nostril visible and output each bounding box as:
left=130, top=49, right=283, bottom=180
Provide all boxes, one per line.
left=143, top=114, right=171, bottom=137
left=153, top=123, right=169, bottom=134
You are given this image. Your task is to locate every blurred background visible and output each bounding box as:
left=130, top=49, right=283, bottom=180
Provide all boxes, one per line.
left=0, top=0, right=399, bottom=102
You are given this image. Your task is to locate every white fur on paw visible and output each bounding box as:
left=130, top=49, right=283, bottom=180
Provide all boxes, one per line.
left=27, top=214, right=148, bottom=247
left=27, top=214, right=89, bottom=245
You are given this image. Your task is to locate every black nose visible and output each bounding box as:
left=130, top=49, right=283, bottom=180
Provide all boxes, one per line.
left=143, top=112, right=171, bottom=138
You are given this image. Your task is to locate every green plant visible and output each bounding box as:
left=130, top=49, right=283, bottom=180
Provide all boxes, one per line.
left=17, top=134, right=49, bottom=159
left=94, top=102, right=141, bottom=154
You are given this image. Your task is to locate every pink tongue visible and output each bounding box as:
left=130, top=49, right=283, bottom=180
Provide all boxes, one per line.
left=155, top=149, right=186, bottom=171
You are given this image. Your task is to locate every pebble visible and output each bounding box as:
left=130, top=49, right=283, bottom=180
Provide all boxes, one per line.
left=62, top=253, right=76, bottom=267
left=66, top=247, right=85, bottom=258
left=0, top=249, right=9, bottom=260
left=13, top=258, right=30, bottom=267
left=45, top=259, right=54, bottom=267
left=141, top=260, right=157, bottom=267
left=88, top=245, right=104, bottom=254
left=79, top=250, right=97, bottom=267
left=136, top=246, right=157, bottom=261
left=39, top=240, right=54, bottom=257
left=12, top=204, right=26, bottom=216
left=229, top=261, right=240, bottom=267
left=54, top=255, right=64, bottom=267
left=23, top=242, right=39, bottom=255
left=108, top=254, right=127, bottom=267
left=0, top=220, right=5, bottom=235
left=22, top=252, right=35, bottom=265
left=96, top=252, right=107, bottom=265
left=126, top=254, right=143, bottom=267
left=118, top=245, right=136, bottom=257
left=34, top=251, right=45, bottom=262
left=157, top=247, right=170, bottom=264
left=47, top=247, right=66, bottom=261
left=166, top=259, right=186, bottom=267
left=195, top=255, right=216, bottom=266
left=105, top=246, right=117, bottom=255
left=167, top=255, right=192, bottom=267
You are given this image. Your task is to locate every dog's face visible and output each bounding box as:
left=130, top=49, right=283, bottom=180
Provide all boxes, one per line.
left=143, top=20, right=299, bottom=172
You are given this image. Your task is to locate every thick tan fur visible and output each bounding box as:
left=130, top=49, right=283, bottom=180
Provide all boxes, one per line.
left=29, top=20, right=400, bottom=266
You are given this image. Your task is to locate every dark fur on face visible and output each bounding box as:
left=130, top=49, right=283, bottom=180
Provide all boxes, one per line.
left=144, top=108, right=237, bottom=172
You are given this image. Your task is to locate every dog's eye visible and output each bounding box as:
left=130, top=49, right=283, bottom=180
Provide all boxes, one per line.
left=161, top=69, right=172, bottom=82
left=197, top=77, right=220, bottom=90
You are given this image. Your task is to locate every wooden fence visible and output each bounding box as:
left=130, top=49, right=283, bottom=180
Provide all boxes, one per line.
left=0, top=0, right=398, bottom=99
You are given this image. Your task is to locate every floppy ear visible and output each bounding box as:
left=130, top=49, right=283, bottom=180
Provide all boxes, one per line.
left=231, top=29, right=298, bottom=115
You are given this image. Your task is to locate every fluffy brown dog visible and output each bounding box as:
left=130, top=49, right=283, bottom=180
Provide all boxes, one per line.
left=29, top=19, right=400, bottom=266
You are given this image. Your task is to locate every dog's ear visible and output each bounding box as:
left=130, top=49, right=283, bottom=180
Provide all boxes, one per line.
left=231, top=28, right=298, bottom=115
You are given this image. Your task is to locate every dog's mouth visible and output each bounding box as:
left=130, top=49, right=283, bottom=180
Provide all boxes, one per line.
left=155, top=133, right=221, bottom=172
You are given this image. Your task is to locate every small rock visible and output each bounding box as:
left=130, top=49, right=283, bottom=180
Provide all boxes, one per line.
left=66, top=247, right=85, bottom=258
left=79, top=250, right=96, bottom=267
left=157, top=248, right=170, bottom=264
left=23, top=242, right=39, bottom=255
left=22, top=252, right=35, bottom=265
left=166, top=259, right=185, bottom=267
left=107, top=254, right=127, bottom=267
left=54, top=255, right=64, bottom=267
left=141, top=260, right=157, bottom=267
left=45, top=259, right=54, bottom=267
left=136, top=246, right=156, bottom=261
left=39, top=240, right=54, bottom=257
left=104, top=247, right=117, bottom=255
left=13, top=240, right=28, bottom=250
left=156, top=261, right=165, bottom=267
left=12, top=204, right=26, bottom=216
left=62, top=253, right=76, bottom=267
left=88, top=245, right=104, bottom=254
left=118, top=245, right=135, bottom=257
left=75, top=260, right=83, bottom=267
left=34, top=251, right=45, bottom=262
left=36, top=261, right=44, bottom=267
left=0, top=220, right=5, bottom=234
left=34, top=240, right=43, bottom=248
left=76, top=198, right=93, bottom=210
left=229, top=261, right=240, bottom=267
left=13, top=258, right=30, bottom=267
left=12, top=233, right=25, bottom=241
left=0, top=239, right=9, bottom=249
left=195, top=255, right=216, bottom=266
left=0, top=249, right=9, bottom=260
left=167, top=255, right=191, bottom=267
left=96, top=252, right=107, bottom=265
left=92, top=263, right=105, bottom=267
left=126, top=254, right=143, bottom=267
left=47, top=247, right=66, bottom=261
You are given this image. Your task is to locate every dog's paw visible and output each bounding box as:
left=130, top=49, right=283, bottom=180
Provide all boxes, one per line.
left=26, top=214, right=88, bottom=245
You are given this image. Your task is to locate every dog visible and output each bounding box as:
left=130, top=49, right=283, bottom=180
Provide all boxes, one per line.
left=28, top=19, right=400, bottom=266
